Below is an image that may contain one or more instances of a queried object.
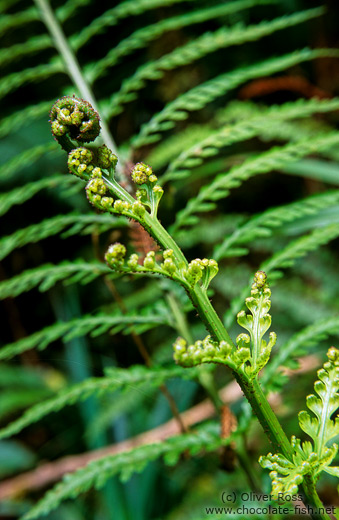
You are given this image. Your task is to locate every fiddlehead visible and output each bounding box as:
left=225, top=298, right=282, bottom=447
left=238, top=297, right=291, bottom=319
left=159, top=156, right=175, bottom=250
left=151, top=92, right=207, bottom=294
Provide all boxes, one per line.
left=50, top=96, right=100, bottom=152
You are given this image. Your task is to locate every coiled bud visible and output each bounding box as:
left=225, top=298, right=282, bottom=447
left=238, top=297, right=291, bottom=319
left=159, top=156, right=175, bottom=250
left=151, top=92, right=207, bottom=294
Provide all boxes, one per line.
left=50, top=96, right=100, bottom=143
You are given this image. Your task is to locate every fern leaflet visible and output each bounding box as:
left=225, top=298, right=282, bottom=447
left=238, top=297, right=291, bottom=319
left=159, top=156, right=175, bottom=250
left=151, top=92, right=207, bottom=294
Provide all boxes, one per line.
left=132, top=48, right=339, bottom=148
left=0, top=365, right=203, bottom=440
left=106, top=9, right=323, bottom=117
left=171, top=132, right=339, bottom=233
left=22, top=422, right=230, bottom=520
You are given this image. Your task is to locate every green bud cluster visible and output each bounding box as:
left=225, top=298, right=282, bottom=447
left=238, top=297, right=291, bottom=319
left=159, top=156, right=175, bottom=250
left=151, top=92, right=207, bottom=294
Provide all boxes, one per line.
left=96, top=145, right=118, bottom=170
left=237, top=271, right=277, bottom=377
left=50, top=96, right=100, bottom=142
left=105, top=243, right=126, bottom=266
left=131, top=162, right=157, bottom=185
left=173, top=334, right=250, bottom=370
left=68, top=147, right=95, bottom=179
left=182, top=258, right=218, bottom=288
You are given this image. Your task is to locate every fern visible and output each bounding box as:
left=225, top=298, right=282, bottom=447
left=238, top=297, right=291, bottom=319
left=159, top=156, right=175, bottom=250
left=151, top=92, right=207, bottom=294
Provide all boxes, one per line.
left=262, top=316, right=339, bottom=390
left=0, top=213, right=127, bottom=261
left=88, top=0, right=276, bottom=83
left=0, top=260, right=113, bottom=299
left=132, top=48, right=339, bottom=148
left=0, top=142, right=59, bottom=182
left=107, top=9, right=323, bottom=117
left=0, top=364, right=203, bottom=440
left=21, top=421, right=230, bottom=520
left=214, top=190, right=339, bottom=260
left=0, top=175, right=80, bottom=216
left=0, top=100, right=53, bottom=139
left=0, top=305, right=171, bottom=361
left=171, top=132, right=339, bottom=233
left=162, top=98, right=339, bottom=185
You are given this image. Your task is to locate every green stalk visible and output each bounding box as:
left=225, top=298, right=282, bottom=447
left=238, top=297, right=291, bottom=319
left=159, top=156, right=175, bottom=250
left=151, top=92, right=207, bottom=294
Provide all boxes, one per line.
left=103, top=171, right=329, bottom=520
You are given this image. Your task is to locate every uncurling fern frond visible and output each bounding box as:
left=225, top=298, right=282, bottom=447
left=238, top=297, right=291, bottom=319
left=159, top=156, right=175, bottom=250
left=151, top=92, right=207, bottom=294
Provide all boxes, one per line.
left=106, top=9, right=322, bottom=117
left=260, top=348, right=339, bottom=498
left=262, top=316, right=339, bottom=391
left=0, top=175, right=79, bottom=216
left=71, top=0, right=197, bottom=50
left=162, top=98, right=339, bottom=185
left=132, top=48, right=339, bottom=148
left=88, top=0, right=276, bottom=83
left=0, top=305, right=172, bottom=361
left=171, top=132, right=339, bottom=233
left=0, top=364, right=203, bottom=440
left=0, top=260, right=113, bottom=299
left=21, top=422, right=230, bottom=520
left=0, top=213, right=128, bottom=261
left=214, top=190, right=339, bottom=261
left=224, top=224, right=339, bottom=329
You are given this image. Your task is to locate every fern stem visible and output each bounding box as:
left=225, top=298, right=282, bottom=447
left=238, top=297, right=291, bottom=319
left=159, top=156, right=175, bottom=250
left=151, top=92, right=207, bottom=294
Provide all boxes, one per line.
left=33, top=0, right=120, bottom=169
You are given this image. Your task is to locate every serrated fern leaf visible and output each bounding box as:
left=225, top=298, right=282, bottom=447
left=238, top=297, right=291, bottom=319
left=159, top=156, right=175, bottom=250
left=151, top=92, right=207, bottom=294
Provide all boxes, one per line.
left=0, top=142, right=59, bottom=182
left=299, top=352, right=339, bottom=458
left=0, top=34, right=52, bottom=67
left=260, top=349, right=339, bottom=498
left=0, top=61, right=63, bottom=100
left=132, top=48, right=339, bottom=148
left=0, top=7, right=39, bottom=37
left=262, top=223, right=339, bottom=275
left=0, top=100, right=53, bottom=139
left=0, top=365, right=202, bottom=440
left=224, top=224, right=339, bottom=329
left=88, top=0, right=276, bottom=83
left=72, top=0, right=197, bottom=50
left=0, top=175, right=79, bottom=216
left=214, top=190, right=339, bottom=261
left=0, top=306, right=171, bottom=361
left=107, top=9, right=323, bottom=118
left=0, top=261, right=113, bottom=299
left=0, top=213, right=127, bottom=261
left=262, top=316, right=339, bottom=389
left=162, top=98, right=339, bottom=185
left=171, top=132, right=339, bottom=233
left=21, top=422, right=229, bottom=520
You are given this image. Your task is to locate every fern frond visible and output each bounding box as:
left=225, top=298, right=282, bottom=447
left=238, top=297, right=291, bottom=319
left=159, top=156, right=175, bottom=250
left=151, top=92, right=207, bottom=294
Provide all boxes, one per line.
left=0, top=34, right=52, bottom=67
left=0, top=61, right=64, bottom=101
left=0, top=7, right=39, bottom=37
left=133, top=48, right=339, bottom=148
left=0, top=100, right=53, bottom=139
left=171, top=132, right=339, bottom=232
left=89, top=0, right=276, bottom=83
left=214, top=190, right=339, bottom=260
left=107, top=9, right=324, bottom=118
left=283, top=158, right=339, bottom=185
left=0, top=213, right=127, bottom=261
left=0, top=142, right=59, bottom=182
left=0, top=365, right=202, bottom=440
left=72, top=0, right=196, bottom=50
left=0, top=175, right=79, bottom=216
left=262, top=316, right=339, bottom=389
left=22, top=422, right=229, bottom=520
left=0, top=306, right=171, bottom=361
left=0, top=260, right=113, bottom=299
left=162, top=98, right=339, bottom=184
left=262, top=224, right=339, bottom=277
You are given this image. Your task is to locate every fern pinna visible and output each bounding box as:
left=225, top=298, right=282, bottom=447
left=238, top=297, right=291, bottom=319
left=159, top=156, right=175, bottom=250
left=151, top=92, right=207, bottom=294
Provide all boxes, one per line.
left=1, top=0, right=339, bottom=519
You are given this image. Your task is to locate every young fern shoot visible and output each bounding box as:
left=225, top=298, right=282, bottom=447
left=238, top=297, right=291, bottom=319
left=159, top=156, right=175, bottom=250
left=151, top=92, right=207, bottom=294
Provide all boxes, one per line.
left=50, top=95, right=339, bottom=520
